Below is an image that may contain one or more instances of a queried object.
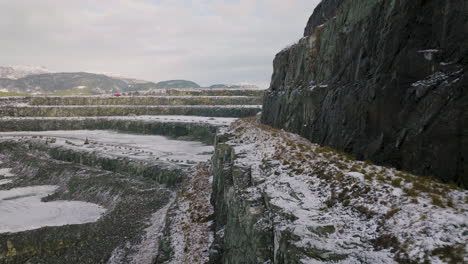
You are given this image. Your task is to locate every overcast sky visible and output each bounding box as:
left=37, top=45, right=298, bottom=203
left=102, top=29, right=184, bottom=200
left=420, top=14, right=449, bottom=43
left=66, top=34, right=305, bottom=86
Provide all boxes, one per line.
left=1, top=0, right=320, bottom=87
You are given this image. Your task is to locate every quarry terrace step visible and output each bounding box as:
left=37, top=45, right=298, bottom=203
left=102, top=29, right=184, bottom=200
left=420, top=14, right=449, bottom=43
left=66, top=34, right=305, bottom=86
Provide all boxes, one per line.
left=0, top=115, right=237, bottom=126
left=133, top=88, right=265, bottom=97
left=0, top=95, right=263, bottom=106
left=0, top=141, right=177, bottom=262
left=1, top=132, right=199, bottom=186
left=0, top=105, right=262, bottom=118
left=0, top=116, right=237, bottom=144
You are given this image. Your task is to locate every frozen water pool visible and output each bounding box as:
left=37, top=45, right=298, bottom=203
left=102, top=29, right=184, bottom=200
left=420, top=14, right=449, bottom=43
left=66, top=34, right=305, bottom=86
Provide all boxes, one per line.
left=0, top=185, right=106, bottom=233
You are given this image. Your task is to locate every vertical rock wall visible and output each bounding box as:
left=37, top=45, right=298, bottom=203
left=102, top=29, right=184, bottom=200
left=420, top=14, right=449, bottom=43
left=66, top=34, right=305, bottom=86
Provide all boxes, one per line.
left=262, top=0, right=468, bottom=186
left=210, top=134, right=274, bottom=263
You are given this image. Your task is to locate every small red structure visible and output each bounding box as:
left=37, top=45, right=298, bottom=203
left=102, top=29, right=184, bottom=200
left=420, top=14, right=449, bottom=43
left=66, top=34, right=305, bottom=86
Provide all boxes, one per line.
left=114, top=94, right=122, bottom=97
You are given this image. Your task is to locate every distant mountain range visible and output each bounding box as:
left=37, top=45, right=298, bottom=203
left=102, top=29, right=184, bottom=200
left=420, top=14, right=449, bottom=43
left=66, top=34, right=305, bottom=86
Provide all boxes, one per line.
left=0, top=66, right=259, bottom=95
left=154, top=80, right=201, bottom=89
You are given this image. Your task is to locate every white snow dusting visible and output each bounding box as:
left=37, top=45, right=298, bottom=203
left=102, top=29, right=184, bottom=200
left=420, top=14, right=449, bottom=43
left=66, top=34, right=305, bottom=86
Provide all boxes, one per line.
left=168, top=165, right=214, bottom=264
left=130, top=195, right=176, bottom=264
left=223, top=117, right=467, bottom=263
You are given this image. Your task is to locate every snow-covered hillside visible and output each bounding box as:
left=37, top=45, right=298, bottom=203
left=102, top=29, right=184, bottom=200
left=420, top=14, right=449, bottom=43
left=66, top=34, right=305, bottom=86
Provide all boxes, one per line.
left=0, top=65, right=50, bottom=79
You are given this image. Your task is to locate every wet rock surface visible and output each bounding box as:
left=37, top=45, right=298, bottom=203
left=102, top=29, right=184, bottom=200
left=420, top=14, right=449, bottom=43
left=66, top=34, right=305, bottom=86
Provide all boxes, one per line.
left=262, top=0, right=468, bottom=186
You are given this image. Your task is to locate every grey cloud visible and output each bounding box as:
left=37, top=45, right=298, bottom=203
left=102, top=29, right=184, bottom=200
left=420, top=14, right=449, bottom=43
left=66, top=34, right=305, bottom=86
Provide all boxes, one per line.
left=0, top=0, right=321, bottom=86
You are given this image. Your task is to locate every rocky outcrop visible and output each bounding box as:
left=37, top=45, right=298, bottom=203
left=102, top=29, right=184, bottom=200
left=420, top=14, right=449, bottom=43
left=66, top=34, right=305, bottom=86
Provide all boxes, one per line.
left=210, top=132, right=274, bottom=263
left=262, top=0, right=468, bottom=187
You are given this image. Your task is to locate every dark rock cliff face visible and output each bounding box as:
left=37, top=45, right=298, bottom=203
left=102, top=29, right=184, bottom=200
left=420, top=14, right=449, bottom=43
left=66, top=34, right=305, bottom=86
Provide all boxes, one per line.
left=262, top=0, right=468, bottom=187
left=210, top=139, right=274, bottom=263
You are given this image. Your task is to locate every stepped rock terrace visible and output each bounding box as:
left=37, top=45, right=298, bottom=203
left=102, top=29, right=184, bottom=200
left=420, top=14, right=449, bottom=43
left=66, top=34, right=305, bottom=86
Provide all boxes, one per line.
left=0, top=89, right=255, bottom=263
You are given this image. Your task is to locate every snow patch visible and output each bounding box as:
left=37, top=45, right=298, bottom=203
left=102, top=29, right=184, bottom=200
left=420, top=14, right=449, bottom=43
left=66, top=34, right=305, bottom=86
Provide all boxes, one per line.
left=0, top=185, right=106, bottom=233
left=0, top=179, right=12, bottom=185
left=0, top=168, right=15, bottom=177
left=411, top=72, right=448, bottom=87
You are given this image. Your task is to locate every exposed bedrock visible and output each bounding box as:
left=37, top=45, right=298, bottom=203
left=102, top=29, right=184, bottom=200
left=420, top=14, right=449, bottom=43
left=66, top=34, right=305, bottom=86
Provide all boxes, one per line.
left=210, top=135, right=274, bottom=263
left=262, top=0, right=468, bottom=186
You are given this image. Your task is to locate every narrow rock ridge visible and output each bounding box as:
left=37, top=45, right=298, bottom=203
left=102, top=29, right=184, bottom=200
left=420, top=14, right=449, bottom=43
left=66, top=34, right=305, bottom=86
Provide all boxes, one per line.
left=262, top=0, right=468, bottom=187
